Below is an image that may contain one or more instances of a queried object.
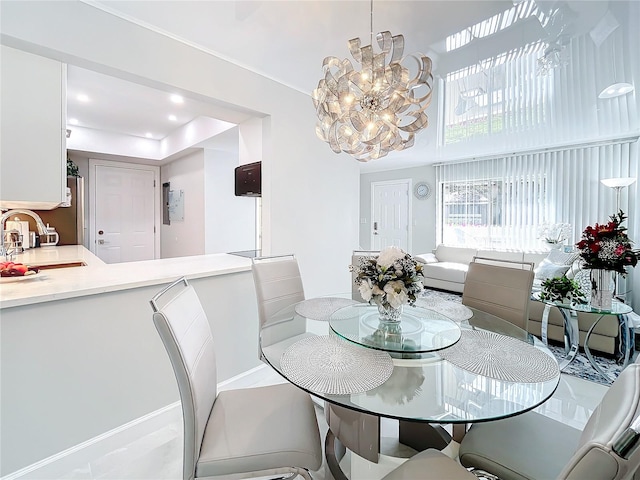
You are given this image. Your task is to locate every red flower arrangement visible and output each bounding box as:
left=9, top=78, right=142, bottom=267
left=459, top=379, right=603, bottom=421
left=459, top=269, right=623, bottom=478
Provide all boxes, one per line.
left=576, top=210, right=639, bottom=275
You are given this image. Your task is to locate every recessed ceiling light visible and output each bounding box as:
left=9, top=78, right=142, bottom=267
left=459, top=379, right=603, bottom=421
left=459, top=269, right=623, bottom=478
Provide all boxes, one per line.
left=69, top=118, right=79, bottom=125
left=145, top=133, right=153, bottom=139
left=77, top=93, right=90, bottom=102
left=170, top=94, right=184, bottom=104
left=168, top=114, right=177, bottom=121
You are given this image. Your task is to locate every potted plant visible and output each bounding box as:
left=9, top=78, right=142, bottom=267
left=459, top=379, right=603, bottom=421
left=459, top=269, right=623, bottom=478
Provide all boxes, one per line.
left=539, top=275, right=586, bottom=305
left=576, top=210, right=639, bottom=308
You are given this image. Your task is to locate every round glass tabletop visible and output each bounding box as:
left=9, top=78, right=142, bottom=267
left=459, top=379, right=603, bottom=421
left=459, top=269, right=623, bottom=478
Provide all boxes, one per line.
left=329, top=304, right=462, bottom=355
left=259, top=299, right=561, bottom=425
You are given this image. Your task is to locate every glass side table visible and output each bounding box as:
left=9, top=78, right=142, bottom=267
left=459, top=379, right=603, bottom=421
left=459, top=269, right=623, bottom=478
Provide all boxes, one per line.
left=568, top=300, right=633, bottom=382
left=531, top=292, right=581, bottom=372
left=532, top=292, right=633, bottom=382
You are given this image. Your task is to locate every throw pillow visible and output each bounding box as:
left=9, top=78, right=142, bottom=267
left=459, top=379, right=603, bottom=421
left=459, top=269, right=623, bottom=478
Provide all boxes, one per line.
left=546, top=249, right=579, bottom=266
left=415, top=253, right=438, bottom=264
left=534, top=258, right=570, bottom=280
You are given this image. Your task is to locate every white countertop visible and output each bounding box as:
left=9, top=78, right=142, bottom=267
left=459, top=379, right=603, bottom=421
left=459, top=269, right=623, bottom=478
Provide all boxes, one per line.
left=0, top=246, right=253, bottom=308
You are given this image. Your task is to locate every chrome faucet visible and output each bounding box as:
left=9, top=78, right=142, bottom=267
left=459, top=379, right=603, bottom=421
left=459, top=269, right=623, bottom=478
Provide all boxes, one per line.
left=1, top=209, right=49, bottom=260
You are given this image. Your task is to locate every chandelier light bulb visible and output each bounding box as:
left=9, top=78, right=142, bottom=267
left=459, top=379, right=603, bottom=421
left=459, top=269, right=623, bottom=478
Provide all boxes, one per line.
left=312, top=30, right=433, bottom=162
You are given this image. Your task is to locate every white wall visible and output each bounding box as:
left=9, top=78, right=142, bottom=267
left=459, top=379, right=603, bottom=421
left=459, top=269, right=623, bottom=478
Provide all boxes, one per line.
left=203, top=149, right=257, bottom=253
left=160, top=150, right=206, bottom=258
left=1, top=2, right=360, bottom=472
left=0, top=272, right=259, bottom=475
left=0, top=0, right=360, bottom=296
left=239, top=117, right=263, bottom=166
left=360, top=165, right=438, bottom=255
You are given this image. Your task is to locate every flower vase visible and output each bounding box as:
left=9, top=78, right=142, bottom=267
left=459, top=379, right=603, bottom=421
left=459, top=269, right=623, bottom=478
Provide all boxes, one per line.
left=545, top=241, right=562, bottom=251
left=377, top=303, right=403, bottom=323
left=590, top=269, right=614, bottom=310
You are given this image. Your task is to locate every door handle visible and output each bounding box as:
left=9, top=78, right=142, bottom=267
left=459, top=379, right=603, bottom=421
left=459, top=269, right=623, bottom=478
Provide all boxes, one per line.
left=97, top=239, right=109, bottom=245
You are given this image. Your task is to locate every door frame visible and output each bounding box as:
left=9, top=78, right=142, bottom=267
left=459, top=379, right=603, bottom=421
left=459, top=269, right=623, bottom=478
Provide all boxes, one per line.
left=370, top=178, right=413, bottom=252
left=88, top=159, right=161, bottom=259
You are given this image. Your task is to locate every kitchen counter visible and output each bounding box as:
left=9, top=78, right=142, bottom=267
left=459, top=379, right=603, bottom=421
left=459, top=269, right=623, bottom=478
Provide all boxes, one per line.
left=2, top=245, right=260, bottom=474
left=0, top=245, right=253, bottom=308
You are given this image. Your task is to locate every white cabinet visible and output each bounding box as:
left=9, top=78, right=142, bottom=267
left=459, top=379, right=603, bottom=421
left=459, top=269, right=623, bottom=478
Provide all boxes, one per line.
left=1, top=45, right=66, bottom=209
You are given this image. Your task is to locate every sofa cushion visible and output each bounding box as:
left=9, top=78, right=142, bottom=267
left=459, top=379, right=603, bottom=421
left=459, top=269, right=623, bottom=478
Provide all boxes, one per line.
left=415, top=253, right=438, bottom=264
left=546, top=249, right=579, bottom=265
left=476, top=249, right=529, bottom=269
left=434, top=245, right=477, bottom=264
left=422, top=262, right=468, bottom=284
left=476, top=249, right=524, bottom=263
left=523, top=252, right=549, bottom=268
left=534, top=258, right=571, bottom=280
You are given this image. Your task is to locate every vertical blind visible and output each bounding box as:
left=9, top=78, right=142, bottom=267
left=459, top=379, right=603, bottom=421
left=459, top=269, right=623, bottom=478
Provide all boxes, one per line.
left=435, top=139, right=639, bottom=252
left=432, top=1, right=640, bottom=306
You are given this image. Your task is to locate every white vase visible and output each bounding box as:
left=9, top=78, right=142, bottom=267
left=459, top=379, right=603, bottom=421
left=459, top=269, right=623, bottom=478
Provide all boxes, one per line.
left=590, top=269, right=614, bottom=310
left=545, top=241, right=563, bottom=250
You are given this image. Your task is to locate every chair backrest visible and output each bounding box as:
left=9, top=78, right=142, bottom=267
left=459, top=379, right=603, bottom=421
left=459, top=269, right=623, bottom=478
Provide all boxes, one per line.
left=558, top=362, right=640, bottom=480
left=462, top=257, right=535, bottom=331
left=351, top=250, right=379, bottom=301
left=150, top=277, right=217, bottom=480
left=251, top=255, right=305, bottom=328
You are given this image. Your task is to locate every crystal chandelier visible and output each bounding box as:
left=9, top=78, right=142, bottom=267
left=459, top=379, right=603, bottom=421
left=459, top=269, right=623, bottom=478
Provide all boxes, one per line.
left=312, top=5, right=433, bottom=162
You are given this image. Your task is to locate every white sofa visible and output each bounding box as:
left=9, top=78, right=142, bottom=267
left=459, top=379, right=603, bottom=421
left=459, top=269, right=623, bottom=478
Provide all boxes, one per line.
left=417, top=245, right=548, bottom=293
left=416, top=245, right=621, bottom=355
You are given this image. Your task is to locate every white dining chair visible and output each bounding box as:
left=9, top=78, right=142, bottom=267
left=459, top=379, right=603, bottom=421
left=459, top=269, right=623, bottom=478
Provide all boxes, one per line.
left=251, top=254, right=306, bottom=328
left=383, top=362, right=640, bottom=480
left=462, top=256, right=535, bottom=331
left=380, top=449, right=477, bottom=480
left=150, top=277, right=322, bottom=480
left=458, top=360, right=640, bottom=480
left=251, top=254, right=313, bottom=361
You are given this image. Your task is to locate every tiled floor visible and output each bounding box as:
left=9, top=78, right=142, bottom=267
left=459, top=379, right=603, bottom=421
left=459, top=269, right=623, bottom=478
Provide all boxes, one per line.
left=12, top=366, right=608, bottom=480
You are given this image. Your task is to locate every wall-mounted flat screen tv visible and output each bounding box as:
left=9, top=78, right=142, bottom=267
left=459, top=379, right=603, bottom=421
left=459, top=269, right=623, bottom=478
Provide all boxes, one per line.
left=234, top=161, right=261, bottom=197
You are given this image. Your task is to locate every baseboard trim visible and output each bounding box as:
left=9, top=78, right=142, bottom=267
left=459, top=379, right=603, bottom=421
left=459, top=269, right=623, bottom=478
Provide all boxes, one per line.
left=3, top=365, right=271, bottom=480
left=218, top=363, right=269, bottom=389
left=1, top=401, right=180, bottom=480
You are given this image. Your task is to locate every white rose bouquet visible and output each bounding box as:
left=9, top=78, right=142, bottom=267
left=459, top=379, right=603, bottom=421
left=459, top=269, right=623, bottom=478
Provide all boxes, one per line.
left=350, top=246, right=424, bottom=309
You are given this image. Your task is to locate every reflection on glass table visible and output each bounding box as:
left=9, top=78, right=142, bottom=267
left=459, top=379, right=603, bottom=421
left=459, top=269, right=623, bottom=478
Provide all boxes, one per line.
left=329, top=304, right=462, bottom=357
left=532, top=292, right=633, bottom=382
left=259, top=298, right=561, bottom=478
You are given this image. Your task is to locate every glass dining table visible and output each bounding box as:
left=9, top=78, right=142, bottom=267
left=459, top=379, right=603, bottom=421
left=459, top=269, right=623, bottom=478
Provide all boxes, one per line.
left=259, top=296, right=561, bottom=479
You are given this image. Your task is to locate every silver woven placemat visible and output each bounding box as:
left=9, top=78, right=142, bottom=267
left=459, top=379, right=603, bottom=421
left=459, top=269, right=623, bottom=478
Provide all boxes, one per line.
left=280, top=335, right=394, bottom=394
left=438, top=330, right=559, bottom=383
left=294, top=297, right=359, bottom=321
left=416, top=298, right=473, bottom=321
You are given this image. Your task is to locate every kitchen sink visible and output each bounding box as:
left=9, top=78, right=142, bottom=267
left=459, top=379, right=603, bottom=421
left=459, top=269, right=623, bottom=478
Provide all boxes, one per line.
left=29, top=261, right=87, bottom=270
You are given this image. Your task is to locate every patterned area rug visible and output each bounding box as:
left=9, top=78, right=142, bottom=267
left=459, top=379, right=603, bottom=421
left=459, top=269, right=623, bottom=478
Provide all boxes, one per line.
left=419, top=288, right=624, bottom=385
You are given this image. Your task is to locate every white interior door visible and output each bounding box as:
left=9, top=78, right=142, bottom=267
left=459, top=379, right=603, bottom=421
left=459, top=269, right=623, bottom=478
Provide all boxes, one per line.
left=371, top=180, right=411, bottom=251
left=92, top=163, right=156, bottom=263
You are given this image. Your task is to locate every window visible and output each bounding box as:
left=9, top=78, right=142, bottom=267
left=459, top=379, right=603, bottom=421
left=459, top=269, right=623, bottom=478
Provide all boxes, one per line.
left=442, top=180, right=503, bottom=246
left=435, top=142, right=636, bottom=252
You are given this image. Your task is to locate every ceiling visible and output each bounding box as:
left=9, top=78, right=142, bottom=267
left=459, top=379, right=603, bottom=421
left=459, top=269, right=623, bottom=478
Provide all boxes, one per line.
left=68, top=0, right=613, bottom=168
